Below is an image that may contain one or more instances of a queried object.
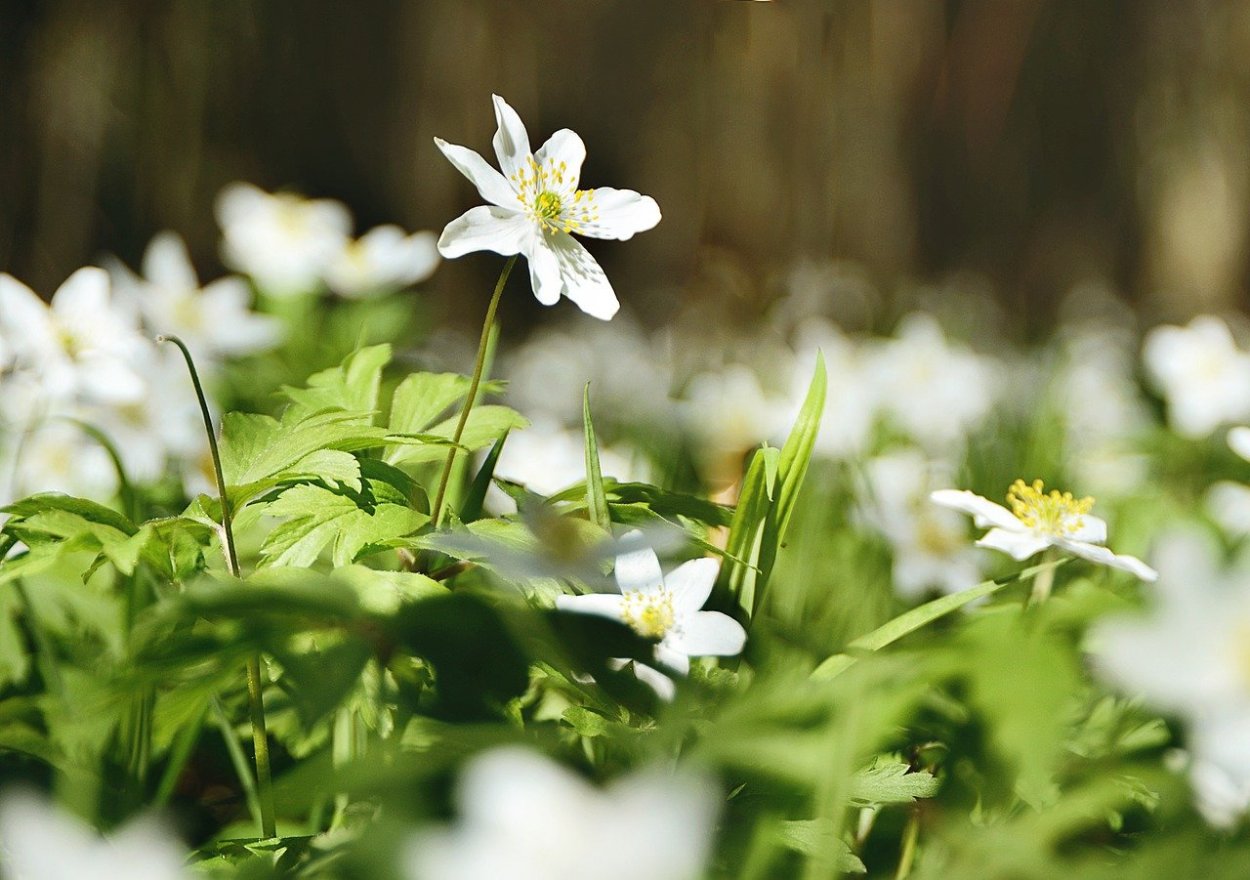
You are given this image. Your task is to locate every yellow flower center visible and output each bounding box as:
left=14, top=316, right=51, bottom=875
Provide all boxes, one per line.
left=1006, top=478, right=1094, bottom=537
left=620, top=589, right=676, bottom=639
left=512, top=156, right=599, bottom=234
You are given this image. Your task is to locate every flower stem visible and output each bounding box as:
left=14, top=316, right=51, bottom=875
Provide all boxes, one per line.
left=894, top=806, right=921, bottom=879
left=159, top=334, right=276, bottom=840
left=1027, top=548, right=1059, bottom=607
left=430, top=255, right=517, bottom=527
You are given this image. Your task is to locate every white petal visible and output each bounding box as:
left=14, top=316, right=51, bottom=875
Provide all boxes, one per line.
left=457, top=746, right=592, bottom=829
left=50, top=266, right=110, bottom=316
left=655, top=644, right=691, bottom=676
left=526, top=235, right=563, bottom=305
left=549, top=232, right=619, bottom=320
left=79, top=355, right=147, bottom=404
left=629, top=662, right=677, bottom=701
left=975, top=527, right=1051, bottom=560
left=555, top=593, right=625, bottom=622
left=929, top=489, right=1022, bottom=530
left=534, top=129, right=587, bottom=190
left=0, top=273, right=56, bottom=353
left=433, top=138, right=520, bottom=208
left=665, top=558, right=720, bottom=614
left=1069, top=513, right=1107, bottom=545
left=578, top=187, right=662, bottom=241
left=1062, top=540, right=1159, bottom=581
left=491, top=94, right=533, bottom=180
left=142, top=231, right=198, bottom=290
left=437, top=205, right=532, bottom=259
left=671, top=611, right=747, bottom=657
left=614, top=534, right=664, bottom=594
left=1230, top=426, right=1250, bottom=462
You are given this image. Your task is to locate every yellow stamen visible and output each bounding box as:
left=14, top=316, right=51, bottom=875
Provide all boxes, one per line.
left=620, top=589, right=676, bottom=639
left=1006, top=478, right=1094, bottom=537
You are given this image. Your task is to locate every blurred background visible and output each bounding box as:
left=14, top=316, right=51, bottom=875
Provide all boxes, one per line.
left=3, top=0, right=1250, bottom=334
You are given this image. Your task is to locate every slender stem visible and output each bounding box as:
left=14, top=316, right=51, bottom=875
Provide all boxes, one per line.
left=159, top=335, right=276, bottom=839
left=894, top=806, right=921, bottom=880
left=1027, top=548, right=1059, bottom=608
left=430, top=256, right=517, bottom=527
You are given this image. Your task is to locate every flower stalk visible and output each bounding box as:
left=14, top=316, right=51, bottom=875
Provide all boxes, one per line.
left=429, top=255, right=517, bottom=527
left=159, top=334, right=276, bottom=840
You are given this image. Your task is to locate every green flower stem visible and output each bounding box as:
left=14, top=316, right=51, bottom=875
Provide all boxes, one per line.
left=1028, top=548, right=1059, bottom=607
left=894, top=806, right=921, bottom=879
left=430, top=255, right=518, bottom=527
left=160, top=334, right=276, bottom=840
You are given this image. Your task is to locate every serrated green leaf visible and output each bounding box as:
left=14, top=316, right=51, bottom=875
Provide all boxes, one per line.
left=386, top=406, right=528, bottom=466
left=281, top=343, right=392, bottom=416
left=776, top=820, right=867, bottom=873
left=848, top=758, right=940, bottom=806
left=258, top=484, right=427, bottom=568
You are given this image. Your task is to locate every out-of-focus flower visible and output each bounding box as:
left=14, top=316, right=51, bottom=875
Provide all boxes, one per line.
left=556, top=532, right=746, bottom=679
left=857, top=450, right=983, bottom=598
left=8, top=420, right=119, bottom=502
left=0, top=269, right=147, bottom=405
left=325, top=225, right=440, bottom=299
left=403, top=747, right=718, bottom=880
left=486, top=417, right=644, bottom=515
left=0, top=789, right=190, bottom=880
left=679, top=365, right=792, bottom=485
left=1143, top=316, right=1250, bottom=439
left=112, top=231, right=282, bottom=364
left=434, top=94, right=661, bottom=320
left=790, top=320, right=876, bottom=460
left=216, top=182, right=351, bottom=296
left=866, top=313, right=998, bottom=452
left=1090, top=530, right=1250, bottom=826
left=931, top=479, right=1157, bottom=581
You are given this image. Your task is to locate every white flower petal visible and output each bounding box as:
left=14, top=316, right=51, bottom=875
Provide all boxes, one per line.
left=579, top=187, right=662, bottom=241
left=1230, top=426, right=1250, bottom=462
left=655, top=644, right=691, bottom=676
left=555, top=593, right=625, bottom=622
left=0, top=273, right=56, bottom=353
left=614, top=534, right=664, bottom=594
left=433, top=138, right=520, bottom=209
left=665, top=558, right=720, bottom=614
left=629, top=661, right=677, bottom=701
left=1062, top=540, right=1159, bottom=581
left=534, top=129, right=587, bottom=190
left=929, top=489, right=1022, bottom=530
left=549, top=232, right=619, bottom=320
left=437, top=206, right=532, bottom=259
left=142, top=231, right=198, bottom=291
left=671, top=611, right=746, bottom=657
left=491, top=94, right=533, bottom=180
left=50, top=266, right=111, bottom=316
left=457, top=746, right=593, bottom=829
left=1069, top=513, right=1107, bottom=545
left=975, top=527, right=1051, bottom=560
left=526, top=235, right=563, bottom=306
left=79, top=354, right=147, bottom=404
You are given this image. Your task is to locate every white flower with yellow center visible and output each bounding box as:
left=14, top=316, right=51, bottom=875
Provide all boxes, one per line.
left=0, top=790, right=191, bottom=880
left=1143, top=315, right=1250, bottom=438
left=931, top=479, right=1157, bottom=581
left=555, top=531, right=746, bottom=677
left=434, top=95, right=661, bottom=320
left=325, top=224, right=441, bottom=299
left=404, top=747, right=718, bottom=880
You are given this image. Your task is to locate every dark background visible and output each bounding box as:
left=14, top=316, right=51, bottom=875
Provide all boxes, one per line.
left=2, top=0, right=1248, bottom=333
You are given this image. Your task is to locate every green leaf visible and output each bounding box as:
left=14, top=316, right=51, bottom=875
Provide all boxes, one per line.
left=388, top=372, right=471, bottom=436
left=257, top=484, right=427, bottom=568
left=719, top=444, right=778, bottom=618
left=281, top=343, right=392, bottom=417
left=460, top=433, right=509, bottom=523
left=386, top=406, right=528, bottom=466
left=848, top=758, right=940, bottom=806
left=0, top=588, right=30, bottom=688
left=582, top=385, right=610, bottom=531
left=777, top=821, right=867, bottom=873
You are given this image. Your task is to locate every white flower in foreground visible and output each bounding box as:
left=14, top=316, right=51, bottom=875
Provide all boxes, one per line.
left=325, top=224, right=440, bottom=298
left=931, top=479, right=1157, bottom=581
left=0, top=268, right=147, bottom=405
left=112, top=231, right=282, bottom=362
left=1143, top=315, right=1250, bottom=438
left=434, top=94, right=661, bottom=320
left=1090, top=531, right=1250, bottom=825
left=556, top=532, right=746, bottom=677
left=216, top=182, right=351, bottom=296
left=0, top=790, right=190, bottom=880
left=404, top=747, right=718, bottom=880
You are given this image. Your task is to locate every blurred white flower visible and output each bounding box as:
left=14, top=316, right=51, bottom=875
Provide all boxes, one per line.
left=325, top=225, right=440, bottom=299
left=112, top=232, right=282, bottom=363
left=486, top=417, right=644, bottom=514
left=215, top=182, right=351, bottom=296
left=0, top=268, right=147, bottom=405
left=9, top=419, right=119, bottom=502
left=434, top=94, right=661, bottom=320
left=1090, top=530, right=1250, bottom=826
left=680, top=365, right=792, bottom=484
left=1229, top=425, right=1250, bottom=462
left=404, top=747, right=718, bottom=880
left=857, top=451, right=983, bottom=598
left=931, top=479, right=1157, bottom=580
left=556, top=531, right=746, bottom=677
left=866, top=313, right=998, bottom=452
left=790, top=320, right=876, bottom=460
left=0, top=790, right=190, bottom=880
left=1143, top=316, right=1250, bottom=439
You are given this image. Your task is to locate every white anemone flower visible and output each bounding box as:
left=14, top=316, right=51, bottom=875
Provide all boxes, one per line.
left=10, top=419, right=119, bottom=502
left=215, top=182, right=351, bottom=296
left=1143, top=315, right=1250, bottom=438
left=404, top=747, right=718, bottom=880
left=0, top=790, right=191, bottom=880
left=325, top=225, right=441, bottom=298
left=112, top=231, right=282, bottom=362
left=434, top=94, right=662, bottom=320
left=556, top=532, right=746, bottom=676
left=0, top=268, right=146, bottom=405
left=931, top=479, right=1157, bottom=581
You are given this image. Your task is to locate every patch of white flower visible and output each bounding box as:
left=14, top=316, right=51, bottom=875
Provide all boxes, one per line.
left=404, top=747, right=718, bottom=880
left=1143, top=315, right=1250, bottom=439
left=325, top=224, right=440, bottom=299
